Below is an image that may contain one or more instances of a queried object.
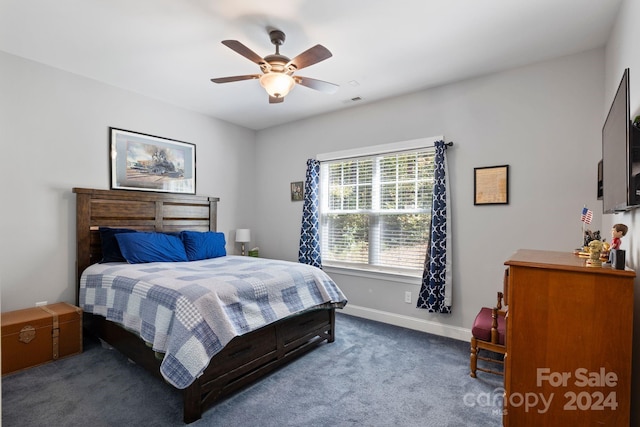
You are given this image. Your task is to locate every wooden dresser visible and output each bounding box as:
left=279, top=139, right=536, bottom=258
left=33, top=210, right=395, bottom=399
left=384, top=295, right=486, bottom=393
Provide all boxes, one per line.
left=503, top=249, right=634, bottom=426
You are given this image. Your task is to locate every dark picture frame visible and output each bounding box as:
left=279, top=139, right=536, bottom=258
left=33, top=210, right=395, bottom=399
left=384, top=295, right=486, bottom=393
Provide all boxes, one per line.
left=474, top=165, right=509, bottom=205
left=110, top=128, right=196, bottom=194
left=291, top=181, right=304, bottom=201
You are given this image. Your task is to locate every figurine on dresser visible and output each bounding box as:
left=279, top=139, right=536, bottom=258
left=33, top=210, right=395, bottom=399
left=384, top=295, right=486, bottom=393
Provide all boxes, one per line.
left=608, top=223, right=628, bottom=269
left=610, top=224, right=628, bottom=251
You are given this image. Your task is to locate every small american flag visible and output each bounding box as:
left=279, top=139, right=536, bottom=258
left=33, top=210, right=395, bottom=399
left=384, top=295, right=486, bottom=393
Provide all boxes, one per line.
left=581, top=207, right=593, bottom=224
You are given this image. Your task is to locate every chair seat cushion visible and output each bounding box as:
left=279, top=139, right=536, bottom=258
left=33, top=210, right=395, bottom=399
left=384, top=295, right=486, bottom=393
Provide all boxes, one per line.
left=472, top=307, right=506, bottom=345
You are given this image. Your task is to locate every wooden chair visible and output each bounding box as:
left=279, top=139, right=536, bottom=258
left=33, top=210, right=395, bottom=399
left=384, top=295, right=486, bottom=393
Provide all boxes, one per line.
left=470, top=270, right=508, bottom=378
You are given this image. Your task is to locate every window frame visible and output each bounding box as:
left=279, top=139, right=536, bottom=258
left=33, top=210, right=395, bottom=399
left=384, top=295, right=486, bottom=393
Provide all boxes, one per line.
left=317, top=136, right=443, bottom=278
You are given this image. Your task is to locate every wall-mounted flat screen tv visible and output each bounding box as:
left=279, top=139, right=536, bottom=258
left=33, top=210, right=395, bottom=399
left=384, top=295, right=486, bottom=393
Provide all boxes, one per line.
left=602, top=68, right=640, bottom=213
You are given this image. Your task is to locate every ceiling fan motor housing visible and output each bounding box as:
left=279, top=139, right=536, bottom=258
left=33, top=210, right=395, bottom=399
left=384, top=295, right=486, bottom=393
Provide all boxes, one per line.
left=269, top=30, right=286, bottom=46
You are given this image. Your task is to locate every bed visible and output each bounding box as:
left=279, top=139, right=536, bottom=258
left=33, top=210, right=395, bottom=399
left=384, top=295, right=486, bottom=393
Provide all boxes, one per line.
left=73, top=187, right=346, bottom=423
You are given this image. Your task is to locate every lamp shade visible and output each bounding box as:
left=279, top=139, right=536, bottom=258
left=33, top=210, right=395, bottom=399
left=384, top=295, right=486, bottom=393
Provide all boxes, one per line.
left=259, top=72, right=295, bottom=98
left=236, top=229, right=251, bottom=243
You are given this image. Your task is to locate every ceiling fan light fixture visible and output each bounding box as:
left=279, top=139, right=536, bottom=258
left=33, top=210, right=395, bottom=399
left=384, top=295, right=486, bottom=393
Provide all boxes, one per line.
left=212, top=31, right=336, bottom=103
left=259, top=72, right=295, bottom=98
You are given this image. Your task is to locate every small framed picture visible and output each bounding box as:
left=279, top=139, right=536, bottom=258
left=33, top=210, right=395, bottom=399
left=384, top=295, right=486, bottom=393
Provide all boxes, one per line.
left=474, top=165, right=509, bottom=205
left=110, top=127, right=196, bottom=194
left=291, top=181, right=304, bottom=201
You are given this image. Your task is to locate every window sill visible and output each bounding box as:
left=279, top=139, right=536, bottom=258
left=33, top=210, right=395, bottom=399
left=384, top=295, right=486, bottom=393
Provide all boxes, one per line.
left=322, top=264, right=422, bottom=285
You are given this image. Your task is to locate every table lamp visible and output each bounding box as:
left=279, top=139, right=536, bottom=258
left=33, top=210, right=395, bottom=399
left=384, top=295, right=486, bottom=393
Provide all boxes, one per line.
left=236, top=229, right=251, bottom=256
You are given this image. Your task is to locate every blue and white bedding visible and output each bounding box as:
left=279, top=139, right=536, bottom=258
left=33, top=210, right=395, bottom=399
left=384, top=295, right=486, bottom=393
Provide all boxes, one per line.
left=80, top=256, right=347, bottom=389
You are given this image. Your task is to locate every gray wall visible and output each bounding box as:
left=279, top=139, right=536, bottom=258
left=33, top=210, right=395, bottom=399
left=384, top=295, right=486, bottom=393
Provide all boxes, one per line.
left=0, top=51, right=257, bottom=312
left=255, top=48, right=605, bottom=339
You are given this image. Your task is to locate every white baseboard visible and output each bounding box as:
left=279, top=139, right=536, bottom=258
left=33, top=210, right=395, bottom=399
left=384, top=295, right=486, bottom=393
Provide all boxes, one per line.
left=340, top=304, right=471, bottom=342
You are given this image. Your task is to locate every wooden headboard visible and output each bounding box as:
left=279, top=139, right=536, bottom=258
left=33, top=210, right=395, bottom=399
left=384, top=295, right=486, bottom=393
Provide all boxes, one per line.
left=73, top=188, right=220, bottom=302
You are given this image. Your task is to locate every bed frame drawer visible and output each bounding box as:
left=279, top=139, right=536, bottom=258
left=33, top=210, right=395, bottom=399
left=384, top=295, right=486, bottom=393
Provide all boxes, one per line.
left=279, top=309, right=332, bottom=345
left=205, top=325, right=278, bottom=377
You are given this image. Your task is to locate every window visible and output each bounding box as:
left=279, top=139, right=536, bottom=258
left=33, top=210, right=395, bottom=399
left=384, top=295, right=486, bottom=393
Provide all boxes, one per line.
left=319, top=141, right=436, bottom=276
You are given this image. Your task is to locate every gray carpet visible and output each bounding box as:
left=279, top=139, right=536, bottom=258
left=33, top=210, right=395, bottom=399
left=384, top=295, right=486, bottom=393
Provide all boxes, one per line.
left=2, top=313, right=503, bottom=426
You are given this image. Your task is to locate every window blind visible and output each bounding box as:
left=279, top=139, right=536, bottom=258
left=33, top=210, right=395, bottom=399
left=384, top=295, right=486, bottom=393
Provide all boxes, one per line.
left=320, top=147, right=436, bottom=275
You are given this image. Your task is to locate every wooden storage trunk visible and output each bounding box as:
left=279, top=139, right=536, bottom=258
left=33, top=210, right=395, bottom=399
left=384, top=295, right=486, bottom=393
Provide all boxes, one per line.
left=1, top=302, right=82, bottom=375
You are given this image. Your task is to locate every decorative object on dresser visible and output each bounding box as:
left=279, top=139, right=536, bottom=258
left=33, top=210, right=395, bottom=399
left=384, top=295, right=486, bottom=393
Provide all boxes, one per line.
left=1, top=302, right=82, bottom=375
left=607, top=223, right=628, bottom=269
left=73, top=188, right=346, bottom=424
left=586, top=239, right=603, bottom=267
left=110, top=127, right=196, bottom=194
left=581, top=229, right=600, bottom=247
left=502, top=249, right=634, bottom=426
left=610, top=248, right=626, bottom=270
left=235, top=228, right=251, bottom=255
left=469, top=269, right=508, bottom=377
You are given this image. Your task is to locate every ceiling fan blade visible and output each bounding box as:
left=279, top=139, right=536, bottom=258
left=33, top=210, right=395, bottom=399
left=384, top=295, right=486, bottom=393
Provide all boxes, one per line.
left=287, top=44, right=332, bottom=70
left=295, top=76, right=339, bottom=94
left=211, top=75, right=260, bottom=84
left=221, top=40, right=265, bottom=65
left=269, top=96, right=284, bottom=104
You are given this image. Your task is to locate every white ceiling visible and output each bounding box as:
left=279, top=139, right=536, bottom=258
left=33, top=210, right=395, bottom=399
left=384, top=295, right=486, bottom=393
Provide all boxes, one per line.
left=0, top=0, right=622, bottom=130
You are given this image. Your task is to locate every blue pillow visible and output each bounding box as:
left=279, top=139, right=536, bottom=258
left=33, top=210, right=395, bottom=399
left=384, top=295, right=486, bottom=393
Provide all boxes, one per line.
left=115, top=232, right=188, bottom=263
left=180, top=231, right=226, bottom=261
left=99, top=227, right=137, bottom=263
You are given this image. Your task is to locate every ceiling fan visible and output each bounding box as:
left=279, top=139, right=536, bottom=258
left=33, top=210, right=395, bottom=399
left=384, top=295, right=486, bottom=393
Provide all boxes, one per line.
left=211, top=30, right=338, bottom=104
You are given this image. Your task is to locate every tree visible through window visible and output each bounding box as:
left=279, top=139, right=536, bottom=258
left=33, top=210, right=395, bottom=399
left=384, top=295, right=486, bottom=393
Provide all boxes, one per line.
left=320, top=148, right=435, bottom=275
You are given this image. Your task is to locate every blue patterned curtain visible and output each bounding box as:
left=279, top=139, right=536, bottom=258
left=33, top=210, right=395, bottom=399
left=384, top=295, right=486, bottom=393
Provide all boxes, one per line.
left=417, top=140, right=452, bottom=313
left=298, top=159, right=322, bottom=268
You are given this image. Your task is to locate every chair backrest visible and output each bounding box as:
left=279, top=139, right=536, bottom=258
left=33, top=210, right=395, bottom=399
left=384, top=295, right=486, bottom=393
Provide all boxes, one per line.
left=502, top=268, right=509, bottom=309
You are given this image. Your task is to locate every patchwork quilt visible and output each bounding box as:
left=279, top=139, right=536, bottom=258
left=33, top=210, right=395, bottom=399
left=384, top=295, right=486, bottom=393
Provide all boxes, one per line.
left=80, top=256, right=347, bottom=388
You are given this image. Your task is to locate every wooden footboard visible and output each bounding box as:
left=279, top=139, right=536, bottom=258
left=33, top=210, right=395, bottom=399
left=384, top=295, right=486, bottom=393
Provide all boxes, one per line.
left=85, top=307, right=336, bottom=423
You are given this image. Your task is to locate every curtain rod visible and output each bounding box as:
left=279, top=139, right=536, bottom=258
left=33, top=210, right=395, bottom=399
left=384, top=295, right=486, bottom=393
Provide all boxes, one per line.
left=317, top=138, right=453, bottom=162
